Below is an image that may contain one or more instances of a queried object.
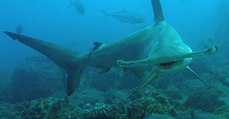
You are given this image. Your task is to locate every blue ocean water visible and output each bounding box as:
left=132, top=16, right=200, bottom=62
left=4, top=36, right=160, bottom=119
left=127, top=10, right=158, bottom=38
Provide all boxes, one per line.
left=0, top=0, right=228, bottom=118
left=0, top=0, right=223, bottom=70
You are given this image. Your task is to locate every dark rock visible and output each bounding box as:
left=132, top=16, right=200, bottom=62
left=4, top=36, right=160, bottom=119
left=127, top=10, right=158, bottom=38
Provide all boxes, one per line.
left=164, top=89, right=183, bottom=100
left=0, top=71, right=12, bottom=102
left=0, top=102, right=19, bottom=118
left=11, top=60, right=65, bottom=103
left=153, top=76, right=171, bottom=89
left=127, top=93, right=175, bottom=119
left=90, top=69, right=120, bottom=91
left=184, top=90, right=224, bottom=112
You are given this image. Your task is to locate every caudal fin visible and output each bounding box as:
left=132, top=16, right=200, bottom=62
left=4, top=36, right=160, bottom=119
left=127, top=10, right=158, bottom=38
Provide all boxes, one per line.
left=4, top=31, right=83, bottom=96
left=151, top=0, right=164, bottom=23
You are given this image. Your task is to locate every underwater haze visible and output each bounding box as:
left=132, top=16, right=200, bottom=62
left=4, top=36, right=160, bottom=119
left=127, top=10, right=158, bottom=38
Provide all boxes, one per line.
left=0, top=0, right=152, bottom=70
left=0, top=0, right=229, bottom=119
left=0, top=0, right=223, bottom=70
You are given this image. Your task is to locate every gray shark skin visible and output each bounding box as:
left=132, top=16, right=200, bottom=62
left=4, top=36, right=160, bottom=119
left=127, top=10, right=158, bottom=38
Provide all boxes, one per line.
left=3, top=0, right=216, bottom=97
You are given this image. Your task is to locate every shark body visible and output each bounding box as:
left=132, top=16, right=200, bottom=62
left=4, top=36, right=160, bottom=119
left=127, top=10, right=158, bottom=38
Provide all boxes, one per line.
left=4, top=0, right=216, bottom=96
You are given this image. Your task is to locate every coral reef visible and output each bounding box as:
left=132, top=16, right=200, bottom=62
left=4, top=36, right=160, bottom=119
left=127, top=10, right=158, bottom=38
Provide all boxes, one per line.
left=82, top=103, right=126, bottom=119
left=0, top=50, right=228, bottom=119
left=0, top=90, right=177, bottom=119
left=0, top=84, right=228, bottom=119
left=127, top=92, right=176, bottom=119
left=14, top=97, right=82, bottom=119
left=70, top=88, right=106, bottom=106
left=18, top=97, right=83, bottom=119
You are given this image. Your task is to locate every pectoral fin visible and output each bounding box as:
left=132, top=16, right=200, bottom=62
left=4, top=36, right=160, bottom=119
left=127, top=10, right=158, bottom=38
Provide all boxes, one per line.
left=128, top=70, right=160, bottom=98
left=186, top=66, right=210, bottom=87
left=88, top=42, right=104, bottom=58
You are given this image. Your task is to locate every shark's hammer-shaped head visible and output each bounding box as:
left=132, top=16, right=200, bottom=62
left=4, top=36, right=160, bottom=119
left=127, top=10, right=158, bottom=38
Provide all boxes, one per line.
left=117, top=21, right=193, bottom=73
left=154, top=43, right=193, bottom=72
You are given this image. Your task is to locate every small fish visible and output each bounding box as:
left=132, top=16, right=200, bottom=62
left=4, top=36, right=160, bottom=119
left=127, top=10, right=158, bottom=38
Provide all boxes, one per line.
left=197, top=38, right=215, bottom=49
left=69, top=0, right=85, bottom=14
left=15, top=25, right=23, bottom=35
left=103, top=9, right=145, bottom=24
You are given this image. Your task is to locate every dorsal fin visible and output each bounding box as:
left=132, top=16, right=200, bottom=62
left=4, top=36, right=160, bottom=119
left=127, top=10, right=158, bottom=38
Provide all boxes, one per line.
left=151, top=0, right=164, bottom=23
left=88, top=42, right=104, bottom=58
left=93, top=42, right=103, bottom=50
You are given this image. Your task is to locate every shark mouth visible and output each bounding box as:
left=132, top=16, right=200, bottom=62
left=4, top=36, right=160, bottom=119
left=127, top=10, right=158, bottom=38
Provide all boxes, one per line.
left=157, top=60, right=182, bottom=69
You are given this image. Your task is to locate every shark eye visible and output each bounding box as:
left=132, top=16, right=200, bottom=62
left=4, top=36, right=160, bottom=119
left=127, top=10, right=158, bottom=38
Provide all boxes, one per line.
left=158, top=61, right=181, bottom=69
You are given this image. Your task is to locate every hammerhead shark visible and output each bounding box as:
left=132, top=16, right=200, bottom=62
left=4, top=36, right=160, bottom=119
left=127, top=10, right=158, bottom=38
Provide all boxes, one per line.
left=3, top=0, right=216, bottom=97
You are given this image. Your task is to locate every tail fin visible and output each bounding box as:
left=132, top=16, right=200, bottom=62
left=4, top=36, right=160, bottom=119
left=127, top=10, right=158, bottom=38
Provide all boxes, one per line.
left=151, top=0, right=164, bottom=23
left=4, top=31, right=83, bottom=96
